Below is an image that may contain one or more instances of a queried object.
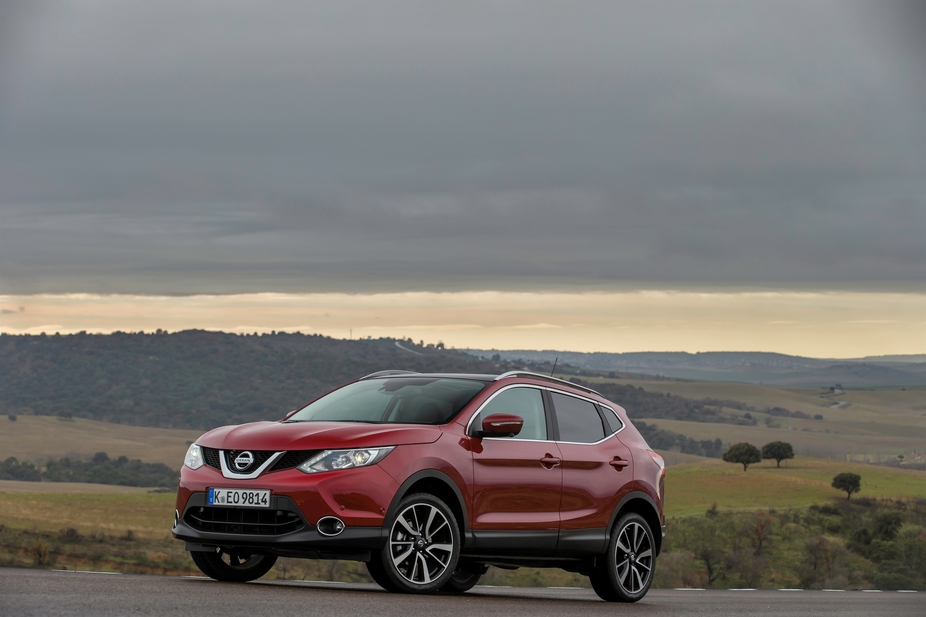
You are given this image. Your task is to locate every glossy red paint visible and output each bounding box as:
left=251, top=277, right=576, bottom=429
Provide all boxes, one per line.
left=557, top=437, right=635, bottom=531
left=471, top=437, right=562, bottom=531
left=173, top=371, right=665, bottom=591
left=198, top=421, right=441, bottom=451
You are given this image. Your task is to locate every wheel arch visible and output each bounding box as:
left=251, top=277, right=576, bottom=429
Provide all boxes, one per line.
left=384, top=469, right=469, bottom=544
left=608, top=491, right=664, bottom=556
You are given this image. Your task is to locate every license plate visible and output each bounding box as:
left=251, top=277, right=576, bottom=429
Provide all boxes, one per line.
left=207, top=488, right=271, bottom=508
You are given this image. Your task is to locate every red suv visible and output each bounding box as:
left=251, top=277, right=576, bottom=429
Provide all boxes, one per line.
left=173, top=371, right=665, bottom=602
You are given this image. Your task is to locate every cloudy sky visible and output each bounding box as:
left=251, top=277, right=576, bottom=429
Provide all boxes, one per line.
left=1, top=1, right=924, bottom=355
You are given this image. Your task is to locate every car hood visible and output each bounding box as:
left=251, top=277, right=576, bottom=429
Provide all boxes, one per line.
left=196, top=421, right=442, bottom=451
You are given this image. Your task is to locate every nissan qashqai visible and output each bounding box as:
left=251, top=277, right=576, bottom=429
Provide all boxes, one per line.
left=173, top=371, right=665, bottom=602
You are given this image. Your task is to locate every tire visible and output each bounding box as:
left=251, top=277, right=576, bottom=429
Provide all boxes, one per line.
left=366, top=558, right=401, bottom=592
left=440, top=568, right=482, bottom=593
left=590, top=513, right=655, bottom=602
left=372, top=493, right=461, bottom=594
left=190, top=548, right=278, bottom=582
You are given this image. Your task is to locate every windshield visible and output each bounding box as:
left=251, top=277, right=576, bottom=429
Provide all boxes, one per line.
left=286, top=377, right=488, bottom=425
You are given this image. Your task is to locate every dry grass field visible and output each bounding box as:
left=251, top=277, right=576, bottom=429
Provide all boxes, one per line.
left=597, top=376, right=926, bottom=461
left=0, top=415, right=201, bottom=466
left=0, top=491, right=176, bottom=539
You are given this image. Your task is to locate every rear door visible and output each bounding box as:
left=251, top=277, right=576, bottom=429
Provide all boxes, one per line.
left=549, top=391, right=634, bottom=554
left=469, top=385, right=562, bottom=552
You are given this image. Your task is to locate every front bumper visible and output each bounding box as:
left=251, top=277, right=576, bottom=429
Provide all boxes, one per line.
left=173, top=462, right=401, bottom=559
left=173, top=492, right=385, bottom=560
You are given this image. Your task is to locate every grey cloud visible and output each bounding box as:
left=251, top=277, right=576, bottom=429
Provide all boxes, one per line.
left=1, top=1, right=924, bottom=294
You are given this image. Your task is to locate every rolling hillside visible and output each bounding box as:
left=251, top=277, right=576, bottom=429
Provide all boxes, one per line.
left=468, top=349, right=926, bottom=387
left=664, top=456, right=926, bottom=517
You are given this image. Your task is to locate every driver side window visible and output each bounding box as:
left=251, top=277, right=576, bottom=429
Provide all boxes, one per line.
left=474, top=388, right=547, bottom=440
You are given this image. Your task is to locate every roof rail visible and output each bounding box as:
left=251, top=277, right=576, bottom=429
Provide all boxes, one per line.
left=493, top=371, right=601, bottom=396
left=359, top=370, right=421, bottom=380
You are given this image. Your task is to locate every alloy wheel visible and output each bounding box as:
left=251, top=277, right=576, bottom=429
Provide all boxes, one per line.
left=389, top=502, right=455, bottom=585
left=613, top=521, right=653, bottom=594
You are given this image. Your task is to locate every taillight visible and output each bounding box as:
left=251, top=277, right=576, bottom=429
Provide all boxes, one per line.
left=646, top=449, right=665, bottom=470
left=647, top=449, right=666, bottom=506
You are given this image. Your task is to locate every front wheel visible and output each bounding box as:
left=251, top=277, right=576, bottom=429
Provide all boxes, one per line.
left=190, top=548, right=277, bottom=582
left=440, top=567, right=483, bottom=593
left=590, top=513, right=655, bottom=602
left=372, top=493, right=461, bottom=593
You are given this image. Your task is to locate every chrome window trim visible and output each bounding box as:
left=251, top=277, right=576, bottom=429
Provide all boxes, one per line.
left=218, top=450, right=285, bottom=480
left=464, top=384, right=551, bottom=440
left=465, top=383, right=626, bottom=445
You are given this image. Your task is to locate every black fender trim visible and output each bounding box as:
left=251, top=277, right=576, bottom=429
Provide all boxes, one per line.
left=382, top=469, right=471, bottom=546
left=607, top=491, right=664, bottom=556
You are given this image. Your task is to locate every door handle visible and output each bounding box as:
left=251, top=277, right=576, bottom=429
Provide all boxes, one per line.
left=540, top=455, right=561, bottom=469
left=609, top=458, right=630, bottom=470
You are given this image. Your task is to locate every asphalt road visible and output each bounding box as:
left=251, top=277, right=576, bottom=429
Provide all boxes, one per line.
left=0, top=568, right=921, bottom=617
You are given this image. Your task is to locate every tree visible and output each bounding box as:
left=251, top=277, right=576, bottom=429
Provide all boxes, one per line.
left=723, top=442, right=762, bottom=471
left=761, top=441, right=794, bottom=468
left=831, top=472, right=861, bottom=500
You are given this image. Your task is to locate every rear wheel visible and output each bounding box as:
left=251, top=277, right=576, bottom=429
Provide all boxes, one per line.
left=190, top=548, right=277, bottom=582
left=590, top=513, right=655, bottom=602
left=372, top=493, right=461, bottom=594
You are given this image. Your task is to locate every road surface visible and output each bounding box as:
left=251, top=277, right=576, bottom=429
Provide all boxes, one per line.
left=0, top=568, right=920, bottom=617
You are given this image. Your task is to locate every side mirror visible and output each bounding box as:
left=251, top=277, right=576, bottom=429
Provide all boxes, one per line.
left=476, top=413, right=524, bottom=438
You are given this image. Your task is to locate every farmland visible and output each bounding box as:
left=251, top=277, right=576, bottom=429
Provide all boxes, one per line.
left=0, top=415, right=200, bottom=466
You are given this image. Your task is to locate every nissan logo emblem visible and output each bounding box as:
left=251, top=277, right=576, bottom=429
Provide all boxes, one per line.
left=233, top=451, right=255, bottom=471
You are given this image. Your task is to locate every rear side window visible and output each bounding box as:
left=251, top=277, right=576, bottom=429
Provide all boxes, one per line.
left=473, top=387, right=547, bottom=440
left=550, top=392, right=606, bottom=443
left=600, top=405, right=624, bottom=434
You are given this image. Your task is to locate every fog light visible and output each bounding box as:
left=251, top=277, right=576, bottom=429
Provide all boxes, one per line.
left=317, top=516, right=346, bottom=536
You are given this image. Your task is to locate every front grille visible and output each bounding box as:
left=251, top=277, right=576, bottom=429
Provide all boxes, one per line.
left=199, top=448, right=320, bottom=474
left=184, top=505, right=305, bottom=535
left=202, top=447, right=221, bottom=471
left=269, top=450, right=319, bottom=472
left=223, top=450, right=276, bottom=473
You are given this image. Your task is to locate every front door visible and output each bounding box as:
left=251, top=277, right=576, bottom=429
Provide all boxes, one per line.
left=470, top=386, right=562, bottom=552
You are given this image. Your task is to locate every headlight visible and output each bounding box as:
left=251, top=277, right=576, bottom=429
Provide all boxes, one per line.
left=297, top=447, right=394, bottom=474
left=184, top=443, right=204, bottom=470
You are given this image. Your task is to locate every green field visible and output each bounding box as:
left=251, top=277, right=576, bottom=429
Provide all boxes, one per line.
left=3, top=455, right=925, bottom=588
left=665, top=456, right=926, bottom=517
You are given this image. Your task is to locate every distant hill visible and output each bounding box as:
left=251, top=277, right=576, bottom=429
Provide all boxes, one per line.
left=465, top=349, right=926, bottom=387
left=1, top=332, right=758, bottom=448
left=0, top=331, right=503, bottom=429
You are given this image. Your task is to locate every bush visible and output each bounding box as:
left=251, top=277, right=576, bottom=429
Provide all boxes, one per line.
left=0, top=457, right=42, bottom=481
left=42, top=454, right=177, bottom=488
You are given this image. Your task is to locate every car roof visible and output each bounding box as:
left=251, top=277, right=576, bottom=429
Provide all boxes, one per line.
left=359, top=370, right=601, bottom=397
